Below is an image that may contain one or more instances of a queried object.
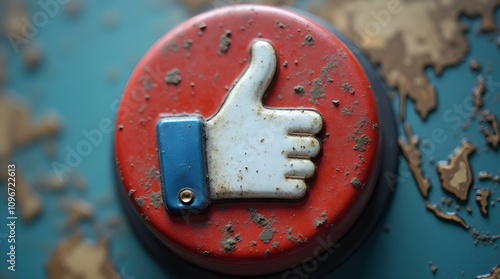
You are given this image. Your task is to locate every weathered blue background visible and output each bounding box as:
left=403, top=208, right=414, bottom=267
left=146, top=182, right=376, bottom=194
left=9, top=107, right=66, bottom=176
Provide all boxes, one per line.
left=0, top=0, right=498, bottom=278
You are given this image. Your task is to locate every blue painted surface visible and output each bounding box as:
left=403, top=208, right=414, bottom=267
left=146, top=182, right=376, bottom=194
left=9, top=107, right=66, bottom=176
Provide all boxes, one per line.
left=0, top=1, right=498, bottom=279
left=157, top=116, right=210, bottom=214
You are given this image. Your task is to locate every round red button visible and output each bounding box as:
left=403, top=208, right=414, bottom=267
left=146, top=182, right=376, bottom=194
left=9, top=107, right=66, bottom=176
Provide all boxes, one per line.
left=115, top=5, right=381, bottom=276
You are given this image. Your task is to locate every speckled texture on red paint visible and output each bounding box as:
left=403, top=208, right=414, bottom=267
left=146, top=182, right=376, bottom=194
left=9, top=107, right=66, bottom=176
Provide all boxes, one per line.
left=115, top=5, right=380, bottom=276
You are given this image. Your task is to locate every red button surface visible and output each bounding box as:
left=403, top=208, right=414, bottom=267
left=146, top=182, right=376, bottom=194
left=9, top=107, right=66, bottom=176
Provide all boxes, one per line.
left=115, top=5, right=380, bottom=276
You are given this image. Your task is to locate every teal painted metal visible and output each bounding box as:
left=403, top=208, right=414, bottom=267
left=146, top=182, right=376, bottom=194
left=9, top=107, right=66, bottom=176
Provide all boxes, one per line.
left=0, top=1, right=498, bottom=278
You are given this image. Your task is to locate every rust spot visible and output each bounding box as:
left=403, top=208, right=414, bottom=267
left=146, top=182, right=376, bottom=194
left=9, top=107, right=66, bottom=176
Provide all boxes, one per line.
left=259, top=223, right=276, bottom=244
left=473, top=76, right=486, bottom=109
left=304, top=34, right=314, bottom=46
left=313, top=211, right=328, bottom=228
left=399, top=123, right=431, bottom=198
left=150, top=191, right=163, bottom=209
left=429, top=262, right=439, bottom=274
left=472, top=230, right=500, bottom=246
left=287, top=228, right=296, bottom=242
left=352, top=135, right=371, bottom=152
left=476, top=265, right=500, bottom=279
left=219, top=30, right=232, bottom=54
left=425, top=202, right=470, bottom=230
left=294, top=85, right=305, bottom=95
left=342, top=82, right=355, bottom=94
left=221, top=234, right=241, bottom=253
left=183, top=39, right=193, bottom=52
left=63, top=199, right=94, bottom=226
left=221, top=221, right=241, bottom=253
left=225, top=221, right=235, bottom=234
left=350, top=177, right=364, bottom=189
left=470, top=59, right=481, bottom=72
left=479, top=111, right=500, bottom=149
left=475, top=189, right=490, bottom=215
left=47, top=234, right=119, bottom=278
left=165, top=68, right=182, bottom=85
left=478, top=171, right=500, bottom=182
left=341, top=107, right=354, bottom=116
left=311, top=79, right=324, bottom=99
left=437, top=141, right=475, bottom=201
left=135, top=196, right=146, bottom=208
left=248, top=208, right=276, bottom=244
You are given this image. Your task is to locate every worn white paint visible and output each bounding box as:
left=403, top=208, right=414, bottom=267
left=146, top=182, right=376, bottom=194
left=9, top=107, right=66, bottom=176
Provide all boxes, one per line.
left=205, top=41, right=324, bottom=200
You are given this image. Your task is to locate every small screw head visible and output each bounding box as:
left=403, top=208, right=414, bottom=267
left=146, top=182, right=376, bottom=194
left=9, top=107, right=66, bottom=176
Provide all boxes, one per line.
left=179, top=189, right=195, bottom=204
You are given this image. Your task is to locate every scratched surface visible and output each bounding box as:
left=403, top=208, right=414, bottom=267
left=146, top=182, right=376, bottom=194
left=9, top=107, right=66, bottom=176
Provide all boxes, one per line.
left=0, top=0, right=499, bottom=278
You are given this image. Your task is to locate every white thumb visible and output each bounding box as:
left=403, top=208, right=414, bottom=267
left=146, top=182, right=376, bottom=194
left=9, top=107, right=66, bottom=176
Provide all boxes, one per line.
left=219, top=40, right=277, bottom=111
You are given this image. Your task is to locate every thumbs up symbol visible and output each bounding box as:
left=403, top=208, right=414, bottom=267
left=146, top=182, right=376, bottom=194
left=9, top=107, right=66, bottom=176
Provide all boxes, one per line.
left=157, top=41, right=324, bottom=214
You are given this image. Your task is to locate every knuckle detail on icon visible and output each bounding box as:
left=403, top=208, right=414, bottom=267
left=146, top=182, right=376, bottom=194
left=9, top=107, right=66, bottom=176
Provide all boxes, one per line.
left=285, top=110, right=324, bottom=135
left=285, top=137, right=321, bottom=158
left=285, top=159, right=316, bottom=179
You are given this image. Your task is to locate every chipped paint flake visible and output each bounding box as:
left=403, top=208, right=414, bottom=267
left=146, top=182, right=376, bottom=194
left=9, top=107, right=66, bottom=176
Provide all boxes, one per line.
left=399, top=123, right=431, bottom=198
left=437, top=141, right=475, bottom=201
left=425, top=203, right=470, bottom=230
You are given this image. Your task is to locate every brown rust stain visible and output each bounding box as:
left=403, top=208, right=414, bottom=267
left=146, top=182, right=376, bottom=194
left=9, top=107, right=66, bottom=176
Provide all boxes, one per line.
left=425, top=203, right=470, bottom=230
left=311, top=0, right=500, bottom=120
left=479, top=111, right=500, bottom=150
left=0, top=54, right=6, bottom=85
left=17, top=174, right=43, bottom=223
left=3, top=2, right=27, bottom=38
left=63, top=199, right=94, bottom=226
left=476, top=265, right=500, bottom=279
left=472, top=229, right=500, bottom=246
left=429, top=262, right=439, bottom=274
left=473, top=76, right=486, bottom=109
left=47, top=234, right=120, bottom=279
left=478, top=171, right=500, bottom=183
left=0, top=94, right=61, bottom=222
left=36, top=175, right=66, bottom=192
left=437, top=141, right=475, bottom=201
left=24, top=45, right=42, bottom=71
left=475, top=189, right=490, bottom=216
left=398, top=123, right=431, bottom=198
left=470, top=59, right=482, bottom=72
